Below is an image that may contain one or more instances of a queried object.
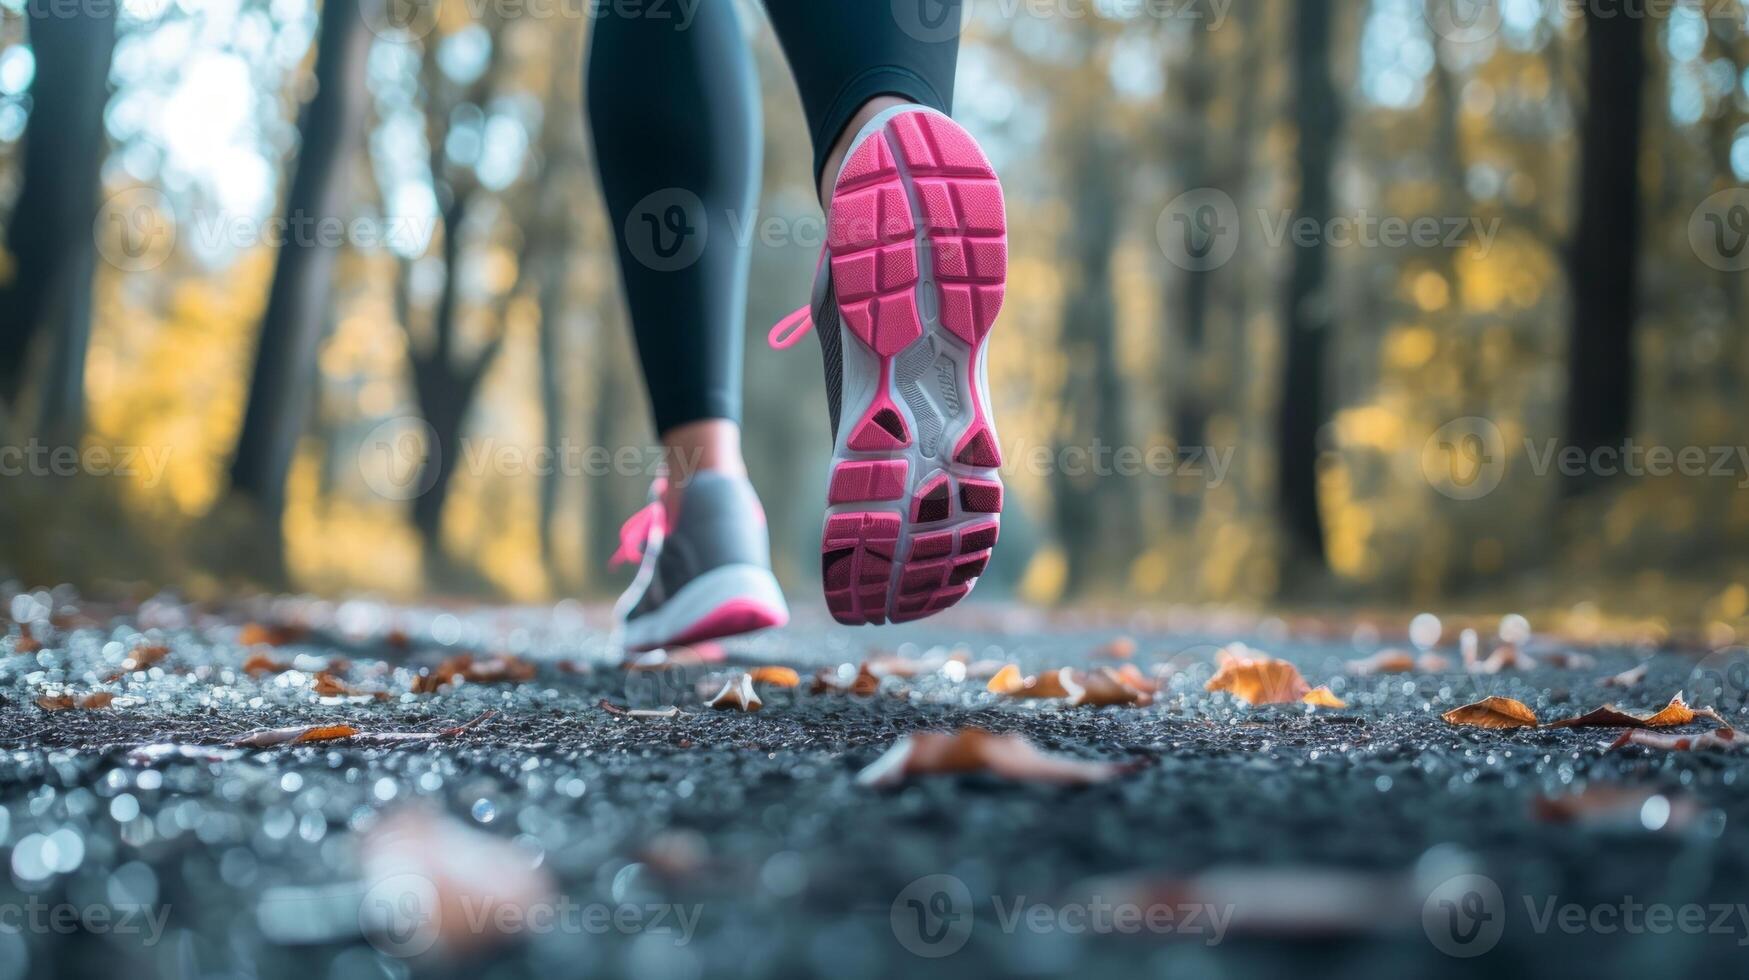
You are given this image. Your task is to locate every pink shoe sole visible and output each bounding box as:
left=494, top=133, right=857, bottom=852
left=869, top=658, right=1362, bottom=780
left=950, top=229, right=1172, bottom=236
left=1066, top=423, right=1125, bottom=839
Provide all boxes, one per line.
left=627, top=599, right=789, bottom=653
left=820, top=111, right=1006, bottom=626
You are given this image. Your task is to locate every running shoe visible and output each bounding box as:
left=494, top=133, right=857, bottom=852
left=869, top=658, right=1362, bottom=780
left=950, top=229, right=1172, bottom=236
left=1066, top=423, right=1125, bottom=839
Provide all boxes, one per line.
left=769, top=106, right=1006, bottom=625
left=611, top=472, right=789, bottom=650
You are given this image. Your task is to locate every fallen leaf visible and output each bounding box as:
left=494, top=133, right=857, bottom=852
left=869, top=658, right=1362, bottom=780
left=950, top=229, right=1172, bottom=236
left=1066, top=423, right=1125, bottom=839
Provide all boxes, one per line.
left=1609, top=727, right=1742, bottom=753
left=748, top=666, right=800, bottom=688
left=1640, top=692, right=1727, bottom=727
left=705, top=673, right=761, bottom=711
left=1303, top=686, right=1347, bottom=708
left=242, top=652, right=292, bottom=676
left=1545, top=706, right=1656, bottom=729
left=812, top=664, right=881, bottom=695
left=1206, top=652, right=1311, bottom=706
left=1545, top=693, right=1727, bottom=730
left=1092, top=637, right=1136, bottom=660
left=856, top=729, right=1125, bottom=787
left=231, top=711, right=494, bottom=747
left=987, top=664, right=1023, bottom=694
left=1346, top=649, right=1413, bottom=675
left=312, top=671, right=390, bottom=701
left=1443, top=696, right=1539, bottom=729
left=232, top=723, right=360, bottom=747
left=36, top=691, right=114, bottom=711
left=1540, top=650, right=1598, bottom=670
left=360, top=807, right=556, bottom=955
left=990, top=666, right=1076, bottom=699
left=239, top=623, right=306, bottom=647
left=1601, top=663, right=1650, bottom=688
left=1067, top=667, right=1150, bottom=707
left=14, top=627, right=42, bottom=654
left=598, top=699, right=680, bottom=720
left=412, top=653, right=536, bottom=693
left=105, top=643, right=170, bottom=680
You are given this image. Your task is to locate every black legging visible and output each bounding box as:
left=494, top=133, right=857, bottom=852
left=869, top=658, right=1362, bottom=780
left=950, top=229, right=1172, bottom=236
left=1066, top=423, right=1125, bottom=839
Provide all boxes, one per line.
left=585, top=0, right=962, bottom=436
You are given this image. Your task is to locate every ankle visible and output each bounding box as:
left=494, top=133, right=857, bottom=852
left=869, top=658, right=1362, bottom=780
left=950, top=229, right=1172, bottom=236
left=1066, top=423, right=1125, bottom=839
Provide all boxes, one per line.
left=660, top=419, right=746, bottom=517
left=819, top=95, right=914, bottom=206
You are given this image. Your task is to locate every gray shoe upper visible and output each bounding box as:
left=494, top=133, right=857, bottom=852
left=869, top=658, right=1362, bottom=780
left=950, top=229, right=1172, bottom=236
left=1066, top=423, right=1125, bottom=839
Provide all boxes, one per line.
left=626, top=472, right=773, bottom=621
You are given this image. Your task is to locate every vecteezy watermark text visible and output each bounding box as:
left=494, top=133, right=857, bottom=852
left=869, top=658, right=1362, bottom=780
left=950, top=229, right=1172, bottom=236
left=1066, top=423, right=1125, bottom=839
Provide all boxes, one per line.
left=889, top=874, right=1232, bottom=957
left=0, top=898, right=169, bottom=945
left=0, top=442, right=172, bottom=488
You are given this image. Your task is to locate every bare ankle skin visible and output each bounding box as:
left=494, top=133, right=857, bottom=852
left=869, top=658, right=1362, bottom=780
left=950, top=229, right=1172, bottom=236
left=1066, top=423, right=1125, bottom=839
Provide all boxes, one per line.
left=660, top=419, right=746, bottom=518
left=818, top=95, right=913, bottom=206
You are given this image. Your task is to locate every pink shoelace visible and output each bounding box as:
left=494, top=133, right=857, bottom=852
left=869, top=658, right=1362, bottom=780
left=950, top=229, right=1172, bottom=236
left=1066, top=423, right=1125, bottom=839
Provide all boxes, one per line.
left=767, top=306, right=813, bottom=350
left=609, top=477, right=669, bottom=568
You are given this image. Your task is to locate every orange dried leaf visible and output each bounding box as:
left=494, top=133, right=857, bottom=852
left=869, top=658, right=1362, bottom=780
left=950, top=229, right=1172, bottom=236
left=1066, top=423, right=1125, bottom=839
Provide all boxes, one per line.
left=986, top=664, right=1023, bottom=694
left=748, top=666, right=800, bottom=688
left=1302, top=686, right=1347, bottom=709
left=232, top=712, right=493, bottom=748
left=1206, top=654, right=1311, bottom=706
left=1546, top=693, right=1727, bottom=730
left=1067, top=668, right=1150, bottom=707
left=242, top=652, right=291, bottom=676
left=1443, top=696, right=1538, bottom=729
left=36, top=691, right=113, bottom=711
left=856, top=729, right=1125, bottom=788
left=1641, top=692, right=1727, bottom=728
left=239, top=623, right=305, bottom=647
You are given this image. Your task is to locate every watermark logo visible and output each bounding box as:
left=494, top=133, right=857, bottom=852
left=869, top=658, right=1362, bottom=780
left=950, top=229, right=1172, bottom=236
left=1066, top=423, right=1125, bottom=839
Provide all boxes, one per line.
left=1686, top=646, right=1749, bottom=718
left=1423, top=416, right=1507, bottom=500
left=358, top=416, right=441, bottom=502
left=1422, top=872, right=1505, bottom=957
left=1423, top=0, right=1503, bottom=44
left=361, top=0, right=440, bottom=40
left=892, top=0, right=968, bottom=42
left=1158, top=188, right=1240, bottom=272
left=359, top=873, right=443, bottom=957
left=96, top=187, right=176, bottom=273
left=626, top=188, right=707, bottom=272
left=1689, top=188, right=1749, bottom=272
left=890, top=874, right=974, bottom=957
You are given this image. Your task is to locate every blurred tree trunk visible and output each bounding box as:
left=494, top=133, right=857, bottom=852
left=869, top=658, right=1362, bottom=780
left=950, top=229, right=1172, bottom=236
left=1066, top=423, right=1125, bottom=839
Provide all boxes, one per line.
left=226, top=0, right=371, bottom=574
left=535, top=239, right=569, bottom=581
left=405, top=193, right=511, bottom=582
left=1170, top=42, right=1215, bottom=468
left=1276, top=0, right=1340, bottom=574
left=1563, top=5, right=1645, bottom=494
left=0, top=4, right=118, bottom=439
left=1050, top=126, right=1134, bottom=596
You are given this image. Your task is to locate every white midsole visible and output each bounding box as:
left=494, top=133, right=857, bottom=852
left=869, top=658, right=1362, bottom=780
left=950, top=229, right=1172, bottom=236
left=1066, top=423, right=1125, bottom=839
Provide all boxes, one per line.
left=621, top=564, right=789, bottom=650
